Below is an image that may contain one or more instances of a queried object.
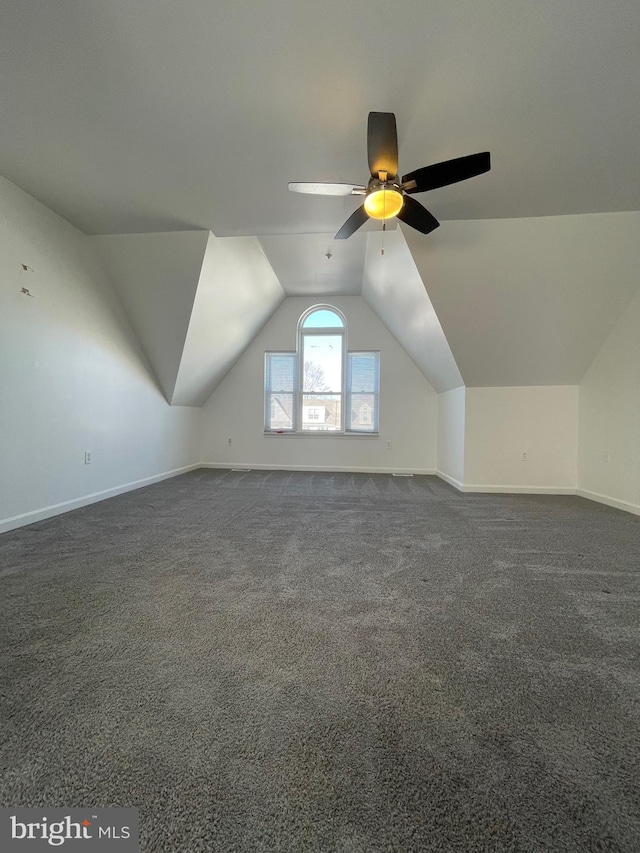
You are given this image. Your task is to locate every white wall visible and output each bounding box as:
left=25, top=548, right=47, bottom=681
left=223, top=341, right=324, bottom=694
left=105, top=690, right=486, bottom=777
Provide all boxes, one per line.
left=578, top=288, right=640, bottom=515
left=200, top=296, right=438, bottom=473
left=437, top=387, right=466, bottom=488
left=0, top=176, right=201, bottom=534
left=463, top=386, right=579, bottom=492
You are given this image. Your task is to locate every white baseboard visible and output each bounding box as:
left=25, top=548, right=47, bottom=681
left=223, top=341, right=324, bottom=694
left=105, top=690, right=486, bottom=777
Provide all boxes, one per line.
left=435, top=471, right=465, bottom=491
left=200, top=463, right=437, bottom=476
left=435, top=472, right=575, bottom=495
left=0, top=463, right=200, bottom=535
left=461, top=484, right=577, bottom=495
left=576, top=488, right=640, bottom=516
left=437, top=475, right=639, bottom=515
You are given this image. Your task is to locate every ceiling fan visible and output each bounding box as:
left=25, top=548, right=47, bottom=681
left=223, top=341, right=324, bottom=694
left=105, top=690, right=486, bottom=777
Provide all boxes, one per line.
left=288, top=112, right=490, bottom=240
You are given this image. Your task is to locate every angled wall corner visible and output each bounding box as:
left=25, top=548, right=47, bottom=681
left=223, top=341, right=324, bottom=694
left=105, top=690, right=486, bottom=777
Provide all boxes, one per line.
left=437, top=386, right=466, bottom=489
left=172, top=233, right=285, bottom=406
left=90, top=231, right=210, bottom=403
left=577, top=286, right=640, bottom=514
left=361, top=228, right=463, bottom=392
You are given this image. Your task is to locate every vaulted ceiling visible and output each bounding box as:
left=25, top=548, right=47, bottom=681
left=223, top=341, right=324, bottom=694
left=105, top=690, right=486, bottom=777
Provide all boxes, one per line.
left=1, top=0, right=638, bottom=400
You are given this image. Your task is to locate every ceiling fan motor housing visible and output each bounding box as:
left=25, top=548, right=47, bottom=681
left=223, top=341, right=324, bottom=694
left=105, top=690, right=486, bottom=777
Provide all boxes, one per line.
left=364, top=177, right=404, bottom=220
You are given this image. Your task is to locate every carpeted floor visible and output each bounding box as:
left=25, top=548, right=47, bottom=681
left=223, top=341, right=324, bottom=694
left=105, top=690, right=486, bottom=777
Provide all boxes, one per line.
left=0, top=469, right=639, bottom=851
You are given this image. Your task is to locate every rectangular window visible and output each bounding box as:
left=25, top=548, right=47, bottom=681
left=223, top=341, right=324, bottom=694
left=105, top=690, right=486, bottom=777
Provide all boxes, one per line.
left=264, top=352, right=296, bottom=431
left=346, top=351, right=380, bottom=433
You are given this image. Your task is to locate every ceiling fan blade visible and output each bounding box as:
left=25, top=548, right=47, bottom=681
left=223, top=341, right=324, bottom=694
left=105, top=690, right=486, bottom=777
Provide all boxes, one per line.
left=402, top=152, right=491, bottom=194
left=288, top=182, right=366, bottom=196
left=396, top=196, right=440, bottom=235
left=334, top=205, right=369, bottom=240
left=367, top=112, right=398, bottom=179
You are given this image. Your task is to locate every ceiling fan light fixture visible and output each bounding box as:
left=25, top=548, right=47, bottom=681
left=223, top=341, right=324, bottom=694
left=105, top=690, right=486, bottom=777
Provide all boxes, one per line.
left=364, top=186, right=404, bottom=220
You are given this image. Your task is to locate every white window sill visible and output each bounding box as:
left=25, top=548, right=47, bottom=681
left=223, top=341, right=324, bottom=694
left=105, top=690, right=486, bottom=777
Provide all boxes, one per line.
left=264, top=431, right=379, bottom=439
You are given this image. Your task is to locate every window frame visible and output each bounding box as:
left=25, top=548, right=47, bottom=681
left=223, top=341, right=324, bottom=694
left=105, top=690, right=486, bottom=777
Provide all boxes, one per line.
left=264, top=306, right=380, bottom=436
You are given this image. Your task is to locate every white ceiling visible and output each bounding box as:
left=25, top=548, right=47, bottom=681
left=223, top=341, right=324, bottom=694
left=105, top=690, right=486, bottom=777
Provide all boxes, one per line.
left=1, top=0, right=638, bottom=238
left=258, top=233, right=368, bottom=296
left=1, top=1, right=638, bottom=397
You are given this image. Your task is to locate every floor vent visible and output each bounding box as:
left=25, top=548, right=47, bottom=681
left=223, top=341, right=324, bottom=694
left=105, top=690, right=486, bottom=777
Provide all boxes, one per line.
left=392, top=473, right=414, bottom=477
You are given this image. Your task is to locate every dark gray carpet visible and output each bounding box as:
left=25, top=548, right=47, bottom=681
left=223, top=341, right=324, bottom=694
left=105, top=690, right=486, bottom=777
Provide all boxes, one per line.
left=1, top=470, right=639, bottom=852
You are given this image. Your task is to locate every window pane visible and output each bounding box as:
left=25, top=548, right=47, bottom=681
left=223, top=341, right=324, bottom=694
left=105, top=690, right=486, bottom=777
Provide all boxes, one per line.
left=301, top=309, right=344, bottom=328
left=347, top=352, right=379, bottom=432
left=302, top=335, right=342, bottom=393
left=302, top=394, right=341, bottom=431
left=267, top=353, right=296, bottom=392
left=268, top=393, right=294, bottom=430
left=348, top=351, right=378, bottom=392
left=348, top=393, right=377, bottom=432
left=265, top=352, right=296, bottom=430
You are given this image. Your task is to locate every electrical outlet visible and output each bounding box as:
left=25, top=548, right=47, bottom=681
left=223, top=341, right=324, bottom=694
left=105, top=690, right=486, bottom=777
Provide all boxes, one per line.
left=520, top=451, right=527, bottom=462
left=603, top=449, right=611, bottom=463
left=84, top=451, right=92, bottom=465
left=227, top=437, right=233, bottom=445
left=385, top=440, right=392, bottom=451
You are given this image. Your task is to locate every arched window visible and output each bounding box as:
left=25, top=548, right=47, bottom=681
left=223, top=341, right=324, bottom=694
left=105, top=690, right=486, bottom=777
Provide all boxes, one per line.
left=300, top=307, right=345, bottom=329
left=265, top=305, right=379, bottom=434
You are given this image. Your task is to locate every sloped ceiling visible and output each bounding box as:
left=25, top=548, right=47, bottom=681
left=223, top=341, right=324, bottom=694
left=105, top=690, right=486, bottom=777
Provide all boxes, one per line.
left=91, top=231, right=209, bottom=402
left=172, top=234, right=284, bottom=406
left=1, top=1, right=639, bottom=397
left=402, top=213, right=640, bottom=386
left=92, top=232, right=284, bottom=405
left=362, top=230, right=463, bottom=393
